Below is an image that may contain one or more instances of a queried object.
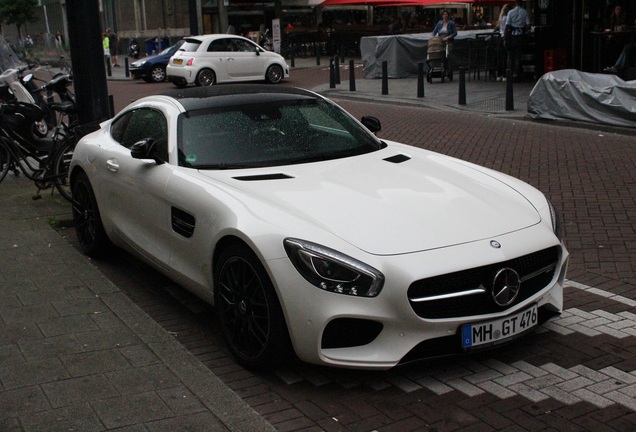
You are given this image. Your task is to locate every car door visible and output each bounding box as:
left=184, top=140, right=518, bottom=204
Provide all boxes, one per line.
left=225, top=37, right=266, bottom=80
left=204, top=38, right=231, bottom=81
left=98, top=107, right=175, bottom=269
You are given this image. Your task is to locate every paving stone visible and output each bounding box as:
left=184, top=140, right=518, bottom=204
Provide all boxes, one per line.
left=18, top=403, right=104, bottom=431
left=91, top=391, right=173, bottom=429
left=0, top=386, right=50, bottom=419
left=106, top=364, right=183, bottom=395
left=571, top=388, right=615, bottom=408
left=0, top=357, right=70, bottom=390
left=42, top=374, right=119, bottom=408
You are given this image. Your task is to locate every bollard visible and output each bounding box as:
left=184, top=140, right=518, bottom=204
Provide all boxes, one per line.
left=106, top=58, right=112, bottom=77
left=382, top=61, right=388, bottom=95
left=349, top=59, right=356, bottom=92
left=108, top=94, right=115, bottom=118
left=458, top=67, right=466, bottom=105
left=335, top=56, right=341, bottom=84
left=125, top=57, right=130, bottom=78
left=505, top=69, right=514, bottom=111
left=329, top=58, right=336, bottom=88
left=316, top=45, right=320, bottom=66
left=291, top=44, right=295, bottom=68
left=417, top=62, right=424, bottom=98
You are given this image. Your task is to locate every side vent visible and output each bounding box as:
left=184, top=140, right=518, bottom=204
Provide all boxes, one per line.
left=233, top=173, right=293, bottom=181
left=384, top=154, right=411, bottom=164
left=171, top=207, right=195, bottom=238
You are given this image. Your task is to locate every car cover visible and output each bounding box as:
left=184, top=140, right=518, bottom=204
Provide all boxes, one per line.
left=528, top=69, right=636, bottom=128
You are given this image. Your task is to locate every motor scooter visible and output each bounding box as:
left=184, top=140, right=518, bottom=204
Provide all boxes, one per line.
left=128, top=38, right=140, bottom=59
left=0, top=65, right=52, bottom=138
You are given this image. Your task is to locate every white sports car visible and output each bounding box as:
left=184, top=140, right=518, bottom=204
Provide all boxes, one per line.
left=70, top=85, right=569, bottom=370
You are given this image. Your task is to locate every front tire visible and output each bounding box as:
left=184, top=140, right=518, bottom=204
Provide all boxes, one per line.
left=71, top=171, right=112, bottom=258
left=196, top=68, right=216, bottom=86
left=150, top=65, right=166, bottom=82
left=214, top=243, right=290, bottom=369
left=265, top=64, right=284, bottom=84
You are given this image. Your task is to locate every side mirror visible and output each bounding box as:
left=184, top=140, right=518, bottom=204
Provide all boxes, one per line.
left=131, top=137, right=165, bottom=164
left=361, top=116, right=381, bottom=134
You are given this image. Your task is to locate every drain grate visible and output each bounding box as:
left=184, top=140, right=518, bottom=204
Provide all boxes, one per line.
left=465, top=98, right=526, bottom=113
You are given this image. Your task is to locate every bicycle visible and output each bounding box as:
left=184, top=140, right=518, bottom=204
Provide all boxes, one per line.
left=0, top=101, right=75, bottom=201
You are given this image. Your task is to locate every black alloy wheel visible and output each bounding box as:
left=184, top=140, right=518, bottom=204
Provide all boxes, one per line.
left=71, top=172, right=112, bottom=257
left=214, top=243, right=290, bottom=369
left=265, top=64, right=283, bottom=84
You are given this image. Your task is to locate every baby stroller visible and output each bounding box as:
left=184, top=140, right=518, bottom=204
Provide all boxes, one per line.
left=426, top=36, right=452, bottom=83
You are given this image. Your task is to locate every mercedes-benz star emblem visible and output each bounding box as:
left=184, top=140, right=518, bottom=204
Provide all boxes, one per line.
left=491, top=268, right=521, bottom=307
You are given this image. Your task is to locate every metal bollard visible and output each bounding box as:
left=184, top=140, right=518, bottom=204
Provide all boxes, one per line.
left=382, top=61, right=388, bottom=95
left=458, top=67, right=466, bottom=105
left=125, top=57, right=130, bottom=78
left=106, top=58, right=112, bottom=77
left=349, top=59, right=356, bottom=92
left=315, top=44, right=320, bottom=66
left=329, top=58, right=336, bottom=89
left=505, top=69, right=514, bottom=111
left=417, top=62, right=424, bottom=98
left=291, top=44, right=296, bottom=68
left=108, top=94, right=115, bottom=118
left=335, top=56, right=341, bottom=84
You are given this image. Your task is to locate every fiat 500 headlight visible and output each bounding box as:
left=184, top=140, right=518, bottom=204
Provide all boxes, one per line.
left=284, top=238, right=384, bottom=297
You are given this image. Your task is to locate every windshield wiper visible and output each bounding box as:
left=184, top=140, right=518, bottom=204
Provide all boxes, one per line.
left=194, top=163, right=261, bottom=170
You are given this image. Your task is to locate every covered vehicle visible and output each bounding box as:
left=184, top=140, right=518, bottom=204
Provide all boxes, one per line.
left=528, top=69, right=636, bottom=128
left=69, top=85, right=569, bottom=370
left=129, top=40, right=185, bottom=83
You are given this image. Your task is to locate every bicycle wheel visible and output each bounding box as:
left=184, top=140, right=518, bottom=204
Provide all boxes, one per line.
left=0, top=137, right=12, bottom=183
left=52, top=138, right=75, bottom=202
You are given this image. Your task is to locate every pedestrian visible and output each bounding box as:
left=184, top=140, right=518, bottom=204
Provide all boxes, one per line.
left=103, top=32, right=111, bottom=66
left=504, top=0, right=529, bottom=81
left=107, top=27, right=120, bottom=67
left=496, top=4, right=510, bottom=81
left=55, top=30, right=63, bottom=49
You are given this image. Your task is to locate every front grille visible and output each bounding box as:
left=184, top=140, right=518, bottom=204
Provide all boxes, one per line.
left=407, top=246, right=560, bottom=319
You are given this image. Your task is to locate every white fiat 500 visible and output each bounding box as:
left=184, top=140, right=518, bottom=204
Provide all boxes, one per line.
left=166, top=34, right=289, bottom=87
left=70, top=85, right=568, bottom=370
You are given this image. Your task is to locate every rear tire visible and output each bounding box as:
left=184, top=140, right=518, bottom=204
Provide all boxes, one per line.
left=214, top=243, right=291, bottom=369
left=0, top=138, right=12, bottom=183
left=71, top=171, right=112, bottom=258
left=52, top=138, right=75, bottom=202
left=196, top=68, right=216, bottom=86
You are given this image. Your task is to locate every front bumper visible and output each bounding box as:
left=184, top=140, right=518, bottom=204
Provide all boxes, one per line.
left=268, top=227, right=568, bottom=370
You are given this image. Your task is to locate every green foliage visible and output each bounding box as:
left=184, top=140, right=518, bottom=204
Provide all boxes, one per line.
left=0, top=0, right=38, bottom=38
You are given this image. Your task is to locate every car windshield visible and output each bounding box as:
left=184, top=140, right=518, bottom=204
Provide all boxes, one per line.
left=178, top=98, right=383, bottom=169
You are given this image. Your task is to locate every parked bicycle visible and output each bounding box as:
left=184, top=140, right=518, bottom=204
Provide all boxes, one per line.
left=0, top=100, right=75, bottom=201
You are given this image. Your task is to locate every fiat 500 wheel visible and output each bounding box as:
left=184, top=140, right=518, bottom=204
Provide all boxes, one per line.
left=196, top=68, right=216, bottom=86
left=265, top=64, right=283, bottom=84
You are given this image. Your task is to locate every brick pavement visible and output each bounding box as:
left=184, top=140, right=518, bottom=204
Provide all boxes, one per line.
left=1, top=57, right=636, bottom=431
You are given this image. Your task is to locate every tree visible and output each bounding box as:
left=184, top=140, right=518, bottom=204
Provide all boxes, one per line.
left=0, top=0, right=38, bottom=39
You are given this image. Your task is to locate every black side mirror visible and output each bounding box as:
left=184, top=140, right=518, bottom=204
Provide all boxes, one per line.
left=131, top=137, right=165, bottom=164
left=361, top=116, right=381, bottom=134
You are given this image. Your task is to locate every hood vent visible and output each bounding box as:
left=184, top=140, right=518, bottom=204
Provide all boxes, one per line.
left=384, top=154, right=411, bottom=164
left=233, top=173, right=293, bottom=181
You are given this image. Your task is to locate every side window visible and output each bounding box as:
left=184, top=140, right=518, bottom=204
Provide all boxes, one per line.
left=118, top=108, right=168, bottom=160
left=110, top=111, right=132, bottom=143
left=208, top=39, right=230, bottom=52
left=231, top=38, right=257, bottom=53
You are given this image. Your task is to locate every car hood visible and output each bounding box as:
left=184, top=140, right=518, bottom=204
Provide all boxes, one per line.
left=199, top=147, right=542, bottom=255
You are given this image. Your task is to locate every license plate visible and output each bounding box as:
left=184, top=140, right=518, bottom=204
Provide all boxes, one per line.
left=461, top=304, right=538, bottom=349
left=173, top=58, right=183, bottom=65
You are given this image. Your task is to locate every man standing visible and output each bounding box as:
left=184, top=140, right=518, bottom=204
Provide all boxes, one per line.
left=107, top=27, right=120, bottom=67
left=504, top=0, right=528, bottom=80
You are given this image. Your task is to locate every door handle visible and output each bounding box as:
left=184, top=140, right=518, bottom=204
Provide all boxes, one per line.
left=106, top=159, right=119, bottom=172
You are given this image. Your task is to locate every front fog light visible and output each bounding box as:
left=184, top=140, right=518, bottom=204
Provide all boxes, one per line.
left=284, top=238, right=384, bottom=297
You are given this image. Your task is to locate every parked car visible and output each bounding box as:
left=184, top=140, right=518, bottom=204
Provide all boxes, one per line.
left=69, top=85, right=569, bottom=370
left=166, top=34, right=288, bottom=87
left=129, top=40, right=185, bottom=83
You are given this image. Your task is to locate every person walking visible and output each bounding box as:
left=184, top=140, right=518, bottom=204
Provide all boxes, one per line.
left=504, top=0, right=529, bottom=81
left=102, top=32, right=111, bottom=67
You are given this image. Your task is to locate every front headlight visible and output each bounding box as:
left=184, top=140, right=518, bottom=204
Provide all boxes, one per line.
left=547, top=199, right=562, bottom=240
left=132, top=61, right=146, bottom=67
left=284, top=238, right=384, bottom=297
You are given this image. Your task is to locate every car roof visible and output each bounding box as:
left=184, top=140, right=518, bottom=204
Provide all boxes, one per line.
left=160, top=85, right=320, bottom=111
left=182, top=34, right=248, bottom=43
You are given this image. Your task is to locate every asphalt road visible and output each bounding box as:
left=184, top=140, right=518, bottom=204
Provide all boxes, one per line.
left=91, top=68, right=636, bottom=431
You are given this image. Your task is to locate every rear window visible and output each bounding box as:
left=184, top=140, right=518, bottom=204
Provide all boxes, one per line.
left=179, top=40, right=201, bottom=52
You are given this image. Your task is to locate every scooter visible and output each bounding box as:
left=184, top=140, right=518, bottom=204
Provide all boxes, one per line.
left=0, top=64, right=54, bottom=138
left=128, top=38, right=140, bottom=59
left=260, top=29, right=273, bottom=51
